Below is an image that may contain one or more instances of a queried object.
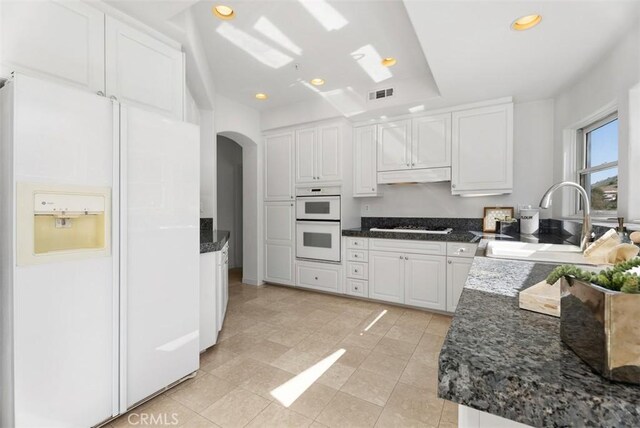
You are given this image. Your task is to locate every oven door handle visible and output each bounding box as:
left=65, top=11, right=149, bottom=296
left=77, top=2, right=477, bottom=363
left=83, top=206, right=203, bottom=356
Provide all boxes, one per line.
left=296, top=220, right=341, bottom=226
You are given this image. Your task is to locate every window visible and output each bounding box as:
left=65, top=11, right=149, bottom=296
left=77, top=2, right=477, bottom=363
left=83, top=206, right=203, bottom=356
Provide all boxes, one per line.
left=578, top=113, right=618, bottom=215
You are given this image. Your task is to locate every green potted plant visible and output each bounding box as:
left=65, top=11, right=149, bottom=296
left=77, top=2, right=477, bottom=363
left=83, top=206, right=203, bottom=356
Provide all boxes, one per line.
left=546, top=258, right=640, bottom=384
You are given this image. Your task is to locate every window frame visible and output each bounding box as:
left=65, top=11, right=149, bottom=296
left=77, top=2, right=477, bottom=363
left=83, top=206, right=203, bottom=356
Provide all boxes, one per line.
left=576, top=112, right=619, bottom=218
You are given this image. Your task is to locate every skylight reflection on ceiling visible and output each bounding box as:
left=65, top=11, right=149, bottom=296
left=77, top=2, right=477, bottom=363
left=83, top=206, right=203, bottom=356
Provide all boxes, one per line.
left=216, top=22, right=293, bottom=69
left=351, top=45, right=392, bottom=83
left=297, top=0, right=348, bottom=31
left=253, top=16, right=302, bottom=56
left=299, top=80, right=366, bottom=117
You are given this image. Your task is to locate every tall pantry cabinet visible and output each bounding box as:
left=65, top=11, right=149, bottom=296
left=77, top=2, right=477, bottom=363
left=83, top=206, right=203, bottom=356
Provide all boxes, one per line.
left=263, top=132, right=295, bottom=285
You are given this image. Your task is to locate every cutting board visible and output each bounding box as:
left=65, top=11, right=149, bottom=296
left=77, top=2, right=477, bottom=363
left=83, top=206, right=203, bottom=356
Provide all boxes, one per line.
left=519, top=279, right=561, bottom=317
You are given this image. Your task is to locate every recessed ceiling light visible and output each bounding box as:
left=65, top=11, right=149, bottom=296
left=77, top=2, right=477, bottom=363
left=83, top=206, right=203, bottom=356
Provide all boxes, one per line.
left=381, top=57, right=397, bottom=67
left=213, top=5, right=235, bottom=20
left=255, top=93, right=268, bottom=100
left=310, top=78, right=325, bottom=86
left=511, top=14, right=542, bottom=31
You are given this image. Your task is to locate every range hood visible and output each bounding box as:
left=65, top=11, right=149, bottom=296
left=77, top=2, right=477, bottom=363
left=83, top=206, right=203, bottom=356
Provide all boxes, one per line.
left=378, top=167, right=451, bottom=185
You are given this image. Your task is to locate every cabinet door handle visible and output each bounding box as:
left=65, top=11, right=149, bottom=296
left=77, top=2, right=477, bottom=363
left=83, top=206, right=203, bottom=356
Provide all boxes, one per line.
left=97, top=91, right=105, bottom=97
left=371, top=188, right=375, bottom=191
left=406, top=163, right=410, bottom=167
left=354, top=254, right=358, bottom=258
left=110, top=95, right=118, bottom=101
left=448, top=260, right=452, bottom=264
left=404, top=256, right=408, bottom=260
left=315, top=276, right=318, bottom=280
left=290, top=203, right=293, bottom=206
left=354, top=269, right=358, bottom=273
left=399, top=255, right=403, bottom=259
left=452, top=184, right=456, bottom=189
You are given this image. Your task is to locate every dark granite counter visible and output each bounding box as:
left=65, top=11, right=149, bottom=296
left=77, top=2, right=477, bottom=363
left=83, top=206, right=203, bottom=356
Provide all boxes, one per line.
left=342, top=227, right=477, bottom=242
left=200, top=229, right=230, bottom=254
left=438, top=257, right=640, bottom=427
left=343, top=217, right=584, bottom=245
left=342, top=228, right=581, bottom=246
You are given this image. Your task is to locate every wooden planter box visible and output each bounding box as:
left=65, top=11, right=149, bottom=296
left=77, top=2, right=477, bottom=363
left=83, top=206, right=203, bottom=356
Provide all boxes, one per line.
left=561, top=277, right=640, bottom=384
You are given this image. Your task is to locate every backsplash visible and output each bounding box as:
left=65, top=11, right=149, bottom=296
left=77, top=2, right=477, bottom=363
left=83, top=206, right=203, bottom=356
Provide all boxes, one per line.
left=200, top=218, right=213, bottom=231
left=361, top=217, right=483, bottom=231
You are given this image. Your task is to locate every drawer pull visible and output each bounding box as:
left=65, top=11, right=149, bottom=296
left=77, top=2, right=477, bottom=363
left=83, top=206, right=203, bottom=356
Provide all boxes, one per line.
left=315, top=276, right=318, bottom=280
left=354, top=269, right=358, bottom=273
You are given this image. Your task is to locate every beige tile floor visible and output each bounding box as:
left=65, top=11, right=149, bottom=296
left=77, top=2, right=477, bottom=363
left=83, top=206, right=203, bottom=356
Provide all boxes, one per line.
left=109, top=269, right=458, bottom=428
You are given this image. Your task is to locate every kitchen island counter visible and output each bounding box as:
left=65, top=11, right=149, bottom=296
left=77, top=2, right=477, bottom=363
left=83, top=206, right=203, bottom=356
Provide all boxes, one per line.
left=200, top=229, right=230, bottom=254
left=438, top=256, right=640, bottom=427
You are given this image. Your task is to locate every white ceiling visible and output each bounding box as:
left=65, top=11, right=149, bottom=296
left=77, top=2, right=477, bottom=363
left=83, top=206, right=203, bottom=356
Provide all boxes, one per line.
left=105, top=0, right=640, bottom=116
left=190, top=0, right=439, bottom=111
left=403, top=0, right=640, bottom=107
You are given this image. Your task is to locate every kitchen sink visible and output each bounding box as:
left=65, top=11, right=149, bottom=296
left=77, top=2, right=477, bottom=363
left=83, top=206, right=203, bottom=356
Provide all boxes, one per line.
left=485, top=241, right=597, bottom=265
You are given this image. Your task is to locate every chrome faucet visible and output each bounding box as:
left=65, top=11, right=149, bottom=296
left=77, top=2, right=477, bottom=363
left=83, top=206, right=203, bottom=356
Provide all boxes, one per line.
left=539, top=181, right=593, bottom=251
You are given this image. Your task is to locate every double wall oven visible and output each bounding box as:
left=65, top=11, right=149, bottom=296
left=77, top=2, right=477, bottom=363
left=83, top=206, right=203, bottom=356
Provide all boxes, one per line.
left=296, top=187, right=341, bottom=263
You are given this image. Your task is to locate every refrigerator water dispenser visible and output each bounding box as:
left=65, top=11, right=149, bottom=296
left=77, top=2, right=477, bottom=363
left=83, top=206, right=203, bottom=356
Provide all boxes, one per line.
left=17, top=183, right=111, bottom=265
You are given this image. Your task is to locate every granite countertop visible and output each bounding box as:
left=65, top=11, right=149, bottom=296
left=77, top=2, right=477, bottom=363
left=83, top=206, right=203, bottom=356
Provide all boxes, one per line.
left=438, top=256, right=640, bottom=427
left=200, top=229, right=230, bottom=254
left=342, top=227, right=581, bottom=246
left=342, top=227, right=477, bottom=242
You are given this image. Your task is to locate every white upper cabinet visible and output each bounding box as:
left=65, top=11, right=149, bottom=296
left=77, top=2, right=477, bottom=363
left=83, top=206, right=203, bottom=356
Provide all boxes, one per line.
left=404, top=253, right=447, bottom=311
left=0, top=0, right=105, bottom=93
left=295, top=128, right=316, bottom=184
left=317, top=124, right=341, bottom=182
left=353, top=125, right=378, bottom=197
left=264, top=132, right=294, bottom=201
left=106, top=17, right=184, bottom=120
left=451, top=103, right=513, bottom=195
left=295, top=123, right=342, bottom=184
left=377, top=120, right=411, bottom=171
left=412, top=113, right=451, bottom=169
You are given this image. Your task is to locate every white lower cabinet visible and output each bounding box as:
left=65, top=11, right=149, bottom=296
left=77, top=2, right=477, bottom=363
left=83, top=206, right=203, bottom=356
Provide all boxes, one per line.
left=346, top=278, right=368, bottom=297
left=368, top=251, right=405, bottom=304
left=345, top=238, right=476, bottom=312
left=446, top=256, right=473, bottom=312
left=264, top=201, right=295, bottom=285
left=369, top=251, right=446, bottom=310
left=199, top=252, right=217, bottom=352
left=296, top=260, right=342, bottom=293
left=404, top=253, right=447, bottom=311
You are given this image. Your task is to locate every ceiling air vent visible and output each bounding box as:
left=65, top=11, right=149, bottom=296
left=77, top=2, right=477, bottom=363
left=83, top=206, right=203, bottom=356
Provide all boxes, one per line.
left=368, top=87, right=394, bottom=101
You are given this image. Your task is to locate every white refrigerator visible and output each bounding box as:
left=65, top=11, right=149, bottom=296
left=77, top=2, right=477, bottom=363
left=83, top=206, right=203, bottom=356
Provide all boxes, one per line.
left=0, top=74, right=200, bottom=427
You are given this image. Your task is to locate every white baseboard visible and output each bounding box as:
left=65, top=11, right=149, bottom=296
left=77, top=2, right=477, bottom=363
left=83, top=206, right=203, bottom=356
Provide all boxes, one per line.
left=242, top=277, right=263, bottom=286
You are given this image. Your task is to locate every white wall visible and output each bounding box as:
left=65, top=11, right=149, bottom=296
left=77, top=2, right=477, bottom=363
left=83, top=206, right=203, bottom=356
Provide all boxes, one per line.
left=215, top=94, right=263, bottom=285
left=200, top=110, right=215, bottom=219
left=184, top=86, right=200, bottom=126
left=217, top=136, right=243, bottom=268
left=360, top=100, right=555, bottom=219
left=553, top=26, right=640, bottom=221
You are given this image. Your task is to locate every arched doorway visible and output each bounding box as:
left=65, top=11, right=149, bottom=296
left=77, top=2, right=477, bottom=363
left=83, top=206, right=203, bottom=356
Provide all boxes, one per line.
left=216, top=131, right=261, bottom=286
